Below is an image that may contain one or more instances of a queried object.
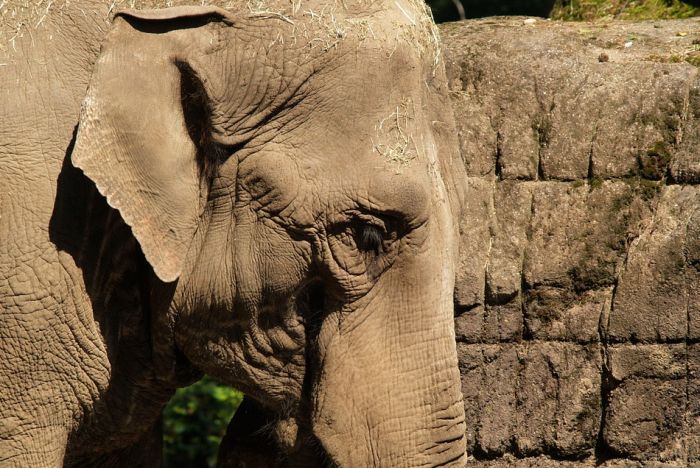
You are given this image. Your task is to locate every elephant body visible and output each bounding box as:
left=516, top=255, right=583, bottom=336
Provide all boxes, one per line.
left=0, top=1, right=467, bottom=465
left=1, top=3, right=172, bottom=464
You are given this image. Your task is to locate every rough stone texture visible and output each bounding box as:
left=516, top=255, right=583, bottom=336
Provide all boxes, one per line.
left=688, top=344, right=700, bottom=463
left=443, top=17, right=700, bottom=466
left=458, top=343, right=601, bottom=459
left=605, top=379, right=686, bottom=459
left=455, top=177, right=494, bottom=310
left=609, top=185, right=700, bottom=342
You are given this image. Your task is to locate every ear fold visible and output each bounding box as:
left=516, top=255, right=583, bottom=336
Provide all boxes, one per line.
left=71, top=7, right=233, bottom=282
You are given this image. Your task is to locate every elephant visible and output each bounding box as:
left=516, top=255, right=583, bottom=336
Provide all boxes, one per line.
left=0, top=0, right=467, bottom=465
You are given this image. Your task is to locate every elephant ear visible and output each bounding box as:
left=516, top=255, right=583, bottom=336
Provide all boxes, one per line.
left=72, top=7, right=234, bottom=282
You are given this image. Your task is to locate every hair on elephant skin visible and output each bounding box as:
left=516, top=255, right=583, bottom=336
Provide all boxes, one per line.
left=0, top=0, right=468, bottom=465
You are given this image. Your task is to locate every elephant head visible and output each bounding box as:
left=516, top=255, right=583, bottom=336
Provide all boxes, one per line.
left=71, top=1, right=467, bottom=465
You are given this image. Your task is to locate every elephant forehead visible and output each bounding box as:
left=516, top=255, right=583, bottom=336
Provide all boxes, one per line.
left=213, top=0, right=443, bottom=224
left=261, top=55, right=438, bottom=225
left=230, top=0, right=439, bottom=71
left=237, top=0, right=436, bottom=31
left=300, top=63, right=437, bottom=175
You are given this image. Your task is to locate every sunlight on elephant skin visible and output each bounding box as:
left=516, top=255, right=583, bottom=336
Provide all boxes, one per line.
left=0, top=0, right=467, bottom=465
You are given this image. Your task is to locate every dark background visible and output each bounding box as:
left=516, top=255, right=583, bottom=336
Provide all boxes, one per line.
left=429, top=0, right=556, bottom=23
left=428, top=0, right=700, bottom=23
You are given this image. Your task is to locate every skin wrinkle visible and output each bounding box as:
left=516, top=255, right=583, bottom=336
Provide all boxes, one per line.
left=2, top=239, right=110, bottom=412
left=229, top=330, right=303, bottom=402
left=2, top=0, right=466, bottom=464
left=207, top=22, right=318, bottom=147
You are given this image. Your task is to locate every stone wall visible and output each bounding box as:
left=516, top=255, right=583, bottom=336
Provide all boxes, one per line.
left=441, top=17, right=700, bottom=466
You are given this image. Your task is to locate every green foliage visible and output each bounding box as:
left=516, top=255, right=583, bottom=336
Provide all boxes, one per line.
left=551, top=0, right=700, bottom=21
left=163, top=377, right=244, bottom=468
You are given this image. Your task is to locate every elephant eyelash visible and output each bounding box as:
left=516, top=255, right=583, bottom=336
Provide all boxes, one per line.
left=345, top=209, right=407, bottom=256
left=355, top=224, right=384, bottom=254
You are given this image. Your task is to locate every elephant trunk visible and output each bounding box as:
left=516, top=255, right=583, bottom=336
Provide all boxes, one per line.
left=307, top=269, right=467, bottom=466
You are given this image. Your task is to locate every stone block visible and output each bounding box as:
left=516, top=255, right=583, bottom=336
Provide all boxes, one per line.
left=513, top=342, right=601, bottom=458
left=608, top=344, right=686, bottom=381
left=455, top=306, right=488, bottom=344
left=448, top=91, right=498, bottom=177
left=457, top=343, right=483, bottom=452
left=458, top=344, right=519, bottom=455
left=604, top=379, right=686, bottom=459
left=443, top=47, right=499, bottom=178
left=670, top=78, right=700, bottom=184
left=475, top=344, right=519, bottom=456
left=455, top=177, right=494, bottom=310
left=454, top=301, right=522, bottom=344
left=457, top=343, right=601, bottom=458
left=609, top=186, right=700, bottom=342
left=498, top=115, right=540, bottom=180
left=524, top=286, right=610, bottom=343
left=458, top=342, right=606, bottom=459
left=512, top=344, right=558, bottom=455
left=442, top=21, right=549, bottom=181
left=494, top=302, right=523, bottom=342
left=524, top=181, right=649, bottom=291
left=486, top=181, right=532, bottom=304
left=687, top=206, right=700, bottom=341
left=687, top=344, right=700, bottom=462
left=590, top=64, right=690, bottom=180
left=670, top=147, right=700, bottom=184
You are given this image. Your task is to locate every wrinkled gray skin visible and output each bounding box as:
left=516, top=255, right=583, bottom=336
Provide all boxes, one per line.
left=0, top=0, right=467, bottom=465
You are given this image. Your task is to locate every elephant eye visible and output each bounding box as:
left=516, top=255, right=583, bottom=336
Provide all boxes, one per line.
left=356, top=224, right=384, bottom=254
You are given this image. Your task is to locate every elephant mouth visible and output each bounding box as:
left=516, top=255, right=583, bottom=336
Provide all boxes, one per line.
left=219, top=279, right=338, bottom=466
left=220, top=396, right=337, bottom=467
left=283, top=420, right=339, bottom=467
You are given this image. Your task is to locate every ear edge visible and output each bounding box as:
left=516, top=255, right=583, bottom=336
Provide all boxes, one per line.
left=115, top=5, right=236, bottom=25
left=71, top=15, right=206, bottom=284
left=71, top=149, right=187, bottom=284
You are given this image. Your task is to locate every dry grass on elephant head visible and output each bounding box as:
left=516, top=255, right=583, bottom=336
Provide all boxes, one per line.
left=1, top=0, right=441, bottom=71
